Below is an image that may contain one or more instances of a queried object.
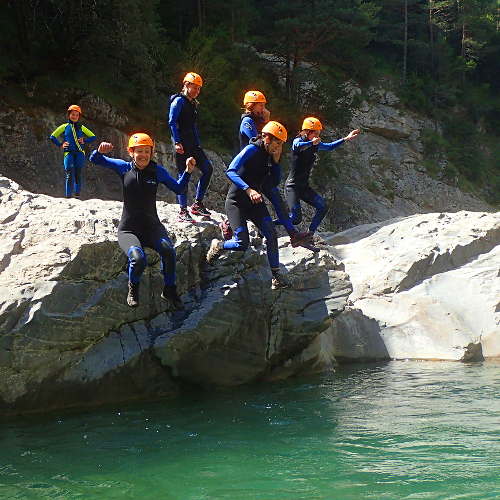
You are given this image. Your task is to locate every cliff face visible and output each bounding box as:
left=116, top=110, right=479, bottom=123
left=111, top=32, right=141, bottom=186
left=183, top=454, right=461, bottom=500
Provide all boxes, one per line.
left=1, top=176, right=497, bottom=415
left=0, top=87, right=491, bottom=235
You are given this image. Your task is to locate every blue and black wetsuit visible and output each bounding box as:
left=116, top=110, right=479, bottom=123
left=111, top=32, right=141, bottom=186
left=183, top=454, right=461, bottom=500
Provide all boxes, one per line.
left=89, top=150, right=191, bottom=286
left=224, top=137, right=280, bottom=270
left=168, top=93, right=213, bottom=208
left=50, top=121, right=96, bottom=197
left=239, top=113, right=296, bottom=236
left=286, top=136, right=344, bottom=233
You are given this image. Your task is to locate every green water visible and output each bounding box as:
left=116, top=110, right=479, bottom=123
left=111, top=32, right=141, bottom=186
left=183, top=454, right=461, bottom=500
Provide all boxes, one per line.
left=1, top=361, right=499, bottom=499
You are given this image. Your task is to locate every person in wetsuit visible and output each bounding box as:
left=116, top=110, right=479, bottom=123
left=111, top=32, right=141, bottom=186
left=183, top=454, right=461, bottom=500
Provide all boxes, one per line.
left=227, top=90, right=312, bottom=250
left=168, top=72, right=213, bottom=223
left=49, top=104, right=96, bottom=198
left=89, top=133, right=195, bottom=308
left=286, top=117, right=360, bottom=239
left=206, top=121, right=290, bottom=289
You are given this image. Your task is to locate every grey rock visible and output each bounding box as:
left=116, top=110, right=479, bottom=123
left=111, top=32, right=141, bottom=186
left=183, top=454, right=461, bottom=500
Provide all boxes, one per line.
left=0, top=176, right=350, bottom=414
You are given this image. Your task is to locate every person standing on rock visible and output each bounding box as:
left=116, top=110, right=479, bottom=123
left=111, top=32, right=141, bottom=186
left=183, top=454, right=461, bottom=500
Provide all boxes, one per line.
left=168, top=72, right=213, bottom=223
left=221, top=90, right=313, bottom=251
left=286, top=117, right=360, bottom=240
left=89, top=133, right=196, bottom=309
left=206, top=121, right=291, bottom=289
left=49, top=105, right=96, bottom=198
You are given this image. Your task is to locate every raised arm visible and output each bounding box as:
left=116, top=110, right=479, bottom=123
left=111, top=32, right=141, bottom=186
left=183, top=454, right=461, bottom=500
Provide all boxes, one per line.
left=89, top=142, right=129, bottom=176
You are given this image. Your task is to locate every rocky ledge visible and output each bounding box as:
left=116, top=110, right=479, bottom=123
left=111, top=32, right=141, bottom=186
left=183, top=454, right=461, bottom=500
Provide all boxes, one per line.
left=1, top=177, right=497, bottom=415
left=0, top=177, right=349, bottom=415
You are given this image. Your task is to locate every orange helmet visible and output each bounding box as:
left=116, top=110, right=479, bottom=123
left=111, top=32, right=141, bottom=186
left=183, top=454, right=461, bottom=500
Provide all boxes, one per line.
left=262, top=121, right=287, bottom=142
left=302, top=117, right=323, bottom=131
left=128, top=133, right=154, bottom=149
left=67, top=104, right=82, bottom=114
left=243, top=90, right=267, bottom=105
left=183, top=72, right=203, bottom=87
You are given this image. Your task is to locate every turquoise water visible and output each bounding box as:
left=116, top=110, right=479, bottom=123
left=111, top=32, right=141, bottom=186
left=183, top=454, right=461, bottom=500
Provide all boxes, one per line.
left=1, top=361, right=499, bottom=499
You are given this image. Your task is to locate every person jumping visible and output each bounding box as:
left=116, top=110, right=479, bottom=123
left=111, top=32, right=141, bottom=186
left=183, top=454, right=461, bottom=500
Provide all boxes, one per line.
left=207, top=121, right=291, bottom=289
left=286, top=117, right=360, bottom=240
left=89, top=133, right=195, bottom=309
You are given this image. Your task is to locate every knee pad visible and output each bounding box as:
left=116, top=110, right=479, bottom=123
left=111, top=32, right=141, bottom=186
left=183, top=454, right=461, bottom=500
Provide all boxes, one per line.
left=127, top=246, right=147, bottom=273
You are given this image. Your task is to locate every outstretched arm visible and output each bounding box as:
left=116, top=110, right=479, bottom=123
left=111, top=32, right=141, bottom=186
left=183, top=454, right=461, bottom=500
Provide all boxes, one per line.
left=89, top=142, right=129, bottom=175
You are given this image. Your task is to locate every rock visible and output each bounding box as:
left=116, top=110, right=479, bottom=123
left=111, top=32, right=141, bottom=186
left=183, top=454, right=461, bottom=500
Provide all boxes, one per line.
left=322, top=211, right=500, bottom=362
left=0, top=176, right=350, bottom=414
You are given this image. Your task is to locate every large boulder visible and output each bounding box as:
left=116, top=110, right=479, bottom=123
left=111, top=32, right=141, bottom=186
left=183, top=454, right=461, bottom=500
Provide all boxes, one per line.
left=323, top=211, right=500, bottom=361
left=0, top=176, right=350, bottom=415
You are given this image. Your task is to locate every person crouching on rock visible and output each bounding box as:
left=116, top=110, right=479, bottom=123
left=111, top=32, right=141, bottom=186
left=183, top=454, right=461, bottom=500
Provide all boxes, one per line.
left=89, top=133, right=196, bottom=309
left=206, top=121, right=290, bottom=289
left=49, top=105, right=96, bottom=198
left=168, top=72, right=213, bottom=223
left=286, top=117, right=360, bottom=241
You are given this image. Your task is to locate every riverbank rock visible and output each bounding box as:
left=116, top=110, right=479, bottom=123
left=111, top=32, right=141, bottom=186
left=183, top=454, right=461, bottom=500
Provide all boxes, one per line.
left=0, top=177, right=349, bottom=415
left=322, top=211, right=500, bottom=362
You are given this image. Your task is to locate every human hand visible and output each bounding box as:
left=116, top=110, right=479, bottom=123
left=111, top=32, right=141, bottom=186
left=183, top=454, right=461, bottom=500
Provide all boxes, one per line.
left=61, top=141, right=69, bottom=149
left=185, top=156, right=196, bottom=173
left=175, top=143, right=184, bottom=154
left=312, top=137, right=321, bottom=145
left=78, top=137, right=85, bottom=144
left=246, top=188, right=262, bottom=204
left=98, top=142, right=114, bottom=154
left=345, top=129, right=361, bottom=141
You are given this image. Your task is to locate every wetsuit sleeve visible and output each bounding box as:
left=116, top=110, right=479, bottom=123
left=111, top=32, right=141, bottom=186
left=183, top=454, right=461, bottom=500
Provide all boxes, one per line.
left=168, top=96, right=183, bottom=143
left=226, top=145, right=258, bottom=191
left=156, top=165, right=191, bottom=194
left=49, top=124, right=66, bottom=147
left=240, top=117, right=258, bottom=141
left=318, top=139, right=344, bottom=151
left=89, top=150, right=129, bottom=176
left=81, top=125, right=97, bottom=144
left=292, top=137, right=314, bottom=152
left=270, top=162, right=281, bottom=187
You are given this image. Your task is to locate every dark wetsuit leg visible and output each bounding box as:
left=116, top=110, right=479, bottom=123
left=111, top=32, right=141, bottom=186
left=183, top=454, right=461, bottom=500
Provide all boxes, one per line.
left=148, top=226, right=176, bottom=286
left=223, top=195, right=250, bottom=252
left=298, top=186, right=328, bottom=232
left=118, top=231, right=147, bottom=283
left=262, top=179, right=295, bottom=236
left=175, top=151, right=189, bottom=208
left=193, top=147, right=213, bottom=202
left=286, top=185, right=303, bottom=225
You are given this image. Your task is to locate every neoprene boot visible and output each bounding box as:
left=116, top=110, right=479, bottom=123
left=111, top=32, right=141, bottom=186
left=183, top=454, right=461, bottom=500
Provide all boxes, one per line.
left=127, top=281, right=140, bottom=307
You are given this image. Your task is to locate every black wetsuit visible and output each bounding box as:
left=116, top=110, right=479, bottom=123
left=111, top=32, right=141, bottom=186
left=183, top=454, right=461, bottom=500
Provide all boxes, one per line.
left=168, top=93, right=213, bottom=208
left=286, top=136, right=344, bottom=232
left=89, top=150, right=191, bottom=284
left=223, top=137, right=280, bottom=269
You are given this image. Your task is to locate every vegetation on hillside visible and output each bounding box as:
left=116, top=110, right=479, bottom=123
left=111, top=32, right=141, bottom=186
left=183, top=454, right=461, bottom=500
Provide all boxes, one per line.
left=1, top=0, right=498, bottom=202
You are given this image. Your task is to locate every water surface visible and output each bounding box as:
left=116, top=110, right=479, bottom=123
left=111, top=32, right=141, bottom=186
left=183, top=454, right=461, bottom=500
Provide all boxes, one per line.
left=1, top=361, right=499, bottom=499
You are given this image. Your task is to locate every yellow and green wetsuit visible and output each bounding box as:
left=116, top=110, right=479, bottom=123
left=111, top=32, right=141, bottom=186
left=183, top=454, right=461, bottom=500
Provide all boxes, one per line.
left=49, top=120, right=96, bottom=197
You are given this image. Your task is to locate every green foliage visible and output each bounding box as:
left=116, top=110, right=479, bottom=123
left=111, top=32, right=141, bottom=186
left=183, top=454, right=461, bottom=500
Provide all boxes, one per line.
left=0, top=0, right=497, bottom=203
